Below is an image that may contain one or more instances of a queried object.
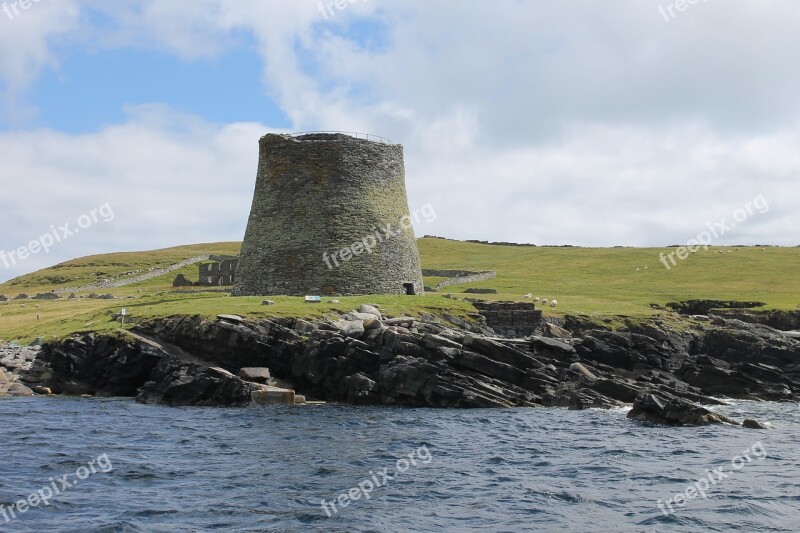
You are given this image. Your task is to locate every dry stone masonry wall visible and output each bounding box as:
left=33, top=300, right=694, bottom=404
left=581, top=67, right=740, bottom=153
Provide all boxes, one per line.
left=473, top=302, right=544, bottom=338
left=421, top=269, right=497, bottom=290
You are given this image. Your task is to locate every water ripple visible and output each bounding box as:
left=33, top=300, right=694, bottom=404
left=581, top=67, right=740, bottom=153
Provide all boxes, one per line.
left=0, top=398, right=798, bottom=531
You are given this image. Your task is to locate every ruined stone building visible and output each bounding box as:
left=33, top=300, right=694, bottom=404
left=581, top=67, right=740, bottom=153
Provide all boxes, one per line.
left=199, top=256, right=239, bottom=286
left=233, top=133, right=424, bottom=296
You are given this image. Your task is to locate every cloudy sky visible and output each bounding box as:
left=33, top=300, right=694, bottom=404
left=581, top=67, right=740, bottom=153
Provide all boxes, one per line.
left=1, top=0, right=798, bottom=282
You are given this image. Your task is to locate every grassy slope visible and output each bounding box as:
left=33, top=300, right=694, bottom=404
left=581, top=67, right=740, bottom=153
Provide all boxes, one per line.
left=0, top=242, right=243, bottom=293
left=0, top=238, right=797, bottom=343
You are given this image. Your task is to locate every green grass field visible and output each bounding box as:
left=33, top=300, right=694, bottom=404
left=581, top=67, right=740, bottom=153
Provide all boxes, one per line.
left=0, top=238, right=797, bottom=344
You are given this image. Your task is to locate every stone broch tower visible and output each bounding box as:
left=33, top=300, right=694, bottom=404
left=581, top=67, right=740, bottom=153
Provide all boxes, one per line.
left=232, top=133, right=424, bottom=296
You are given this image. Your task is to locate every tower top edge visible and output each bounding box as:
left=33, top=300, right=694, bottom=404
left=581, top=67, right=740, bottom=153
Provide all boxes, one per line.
left=259, top=131, right=398, bottom=146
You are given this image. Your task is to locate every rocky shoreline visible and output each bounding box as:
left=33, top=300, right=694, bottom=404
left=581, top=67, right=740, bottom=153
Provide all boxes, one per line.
left=4, top=305, right=799, bottom=427
left=0, top=344, right=39, bottom=397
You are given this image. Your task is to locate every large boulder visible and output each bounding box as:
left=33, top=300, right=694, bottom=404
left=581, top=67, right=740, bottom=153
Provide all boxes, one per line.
left=358, top=304, right=382, bottom=320
left=627, top=392, right=738, bottom=426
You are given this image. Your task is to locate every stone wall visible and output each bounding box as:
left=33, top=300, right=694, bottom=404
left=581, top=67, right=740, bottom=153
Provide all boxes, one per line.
left=465, top=240, right=538, bottom=247
left=55, top=255, right=211, bottom=294
left=472, top=302, right=543, bottom=338
left=233, top=133, right=424, bottom=296
left=421, top=269, right=497, bottom=290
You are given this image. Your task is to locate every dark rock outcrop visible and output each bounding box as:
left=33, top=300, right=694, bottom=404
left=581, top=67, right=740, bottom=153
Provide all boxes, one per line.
left=627, top=392, right=738, bottom=426
left=22, top=309, right=799, bottom=428
left=139, top=360, right=260, bottom=407
left=666, top=299, right=766, bottom=315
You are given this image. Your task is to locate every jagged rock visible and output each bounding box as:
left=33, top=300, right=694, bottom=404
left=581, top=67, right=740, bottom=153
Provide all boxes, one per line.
left=627, top=392, right=737, bottom=426
left=139, top=361, right=260, bottom=407
left=341, top=373, right=379, bottom=403
left=742, top=418, right=769, bottom=429
left=667, top=299, right=766, bottom=315
left=453, top=350, right=527, bottom=386
left=589, top=378, right=640, bottom=403
left=575, top=331, right=669, bottom=371
left=543, top=322, right=572, bottom=339
left=423, top=333, right=462, bottom=350
left=24, top=335, right=161, bottom=396
left=702, top=318, right=800, bottom=368
left=20, top=309, right=800, bottom=417
left=464, top=335, right=539, bottom=369
left=530, top=336, right=576, bottom=364
left=563, top=315, right=610, bottom=335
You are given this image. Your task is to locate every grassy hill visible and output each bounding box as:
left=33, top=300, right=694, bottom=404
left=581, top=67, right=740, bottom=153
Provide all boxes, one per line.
left=0, top=238, right=797, bottom=343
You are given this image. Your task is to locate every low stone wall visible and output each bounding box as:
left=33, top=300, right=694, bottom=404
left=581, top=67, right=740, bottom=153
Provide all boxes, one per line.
left=472, top=301, right=543, bottom=338
left=422, top=269, right=497, bottom=290
left=465, top=240, right=538, bottom=247
left=55, top=255, right=211, bottom=294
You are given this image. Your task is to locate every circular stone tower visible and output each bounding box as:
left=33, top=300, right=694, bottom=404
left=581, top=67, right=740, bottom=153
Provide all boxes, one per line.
left=232, top=133, right=425, bottom=296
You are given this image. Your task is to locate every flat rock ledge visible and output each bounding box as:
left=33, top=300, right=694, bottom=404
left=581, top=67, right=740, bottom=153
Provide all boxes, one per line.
left=12, top=310, right=796, bottom=428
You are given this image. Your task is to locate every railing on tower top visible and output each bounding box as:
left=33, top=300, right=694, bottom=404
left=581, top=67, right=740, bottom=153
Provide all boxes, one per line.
left=289, top=131, right=394, bottom=145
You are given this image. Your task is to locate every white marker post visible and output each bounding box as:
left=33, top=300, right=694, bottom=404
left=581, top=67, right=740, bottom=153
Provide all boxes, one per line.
left=120, top=308, right=127, bottom=326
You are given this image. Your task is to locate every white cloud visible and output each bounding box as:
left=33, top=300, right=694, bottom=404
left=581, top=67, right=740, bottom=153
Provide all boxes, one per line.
left=0, top=0, right=81, bottom=123
left=0, top=106, right=273, bottom=282
left=1, top=0, right=799, bottom=284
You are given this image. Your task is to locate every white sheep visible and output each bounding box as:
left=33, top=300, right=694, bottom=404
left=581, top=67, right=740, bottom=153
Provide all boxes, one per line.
left=533, top=297, right=540, bottom=302
left=550, top=299, right=558, bottom=308
left=541, top=298, right=549, bottom=306
left=523, top=293, right=532, bottom=299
